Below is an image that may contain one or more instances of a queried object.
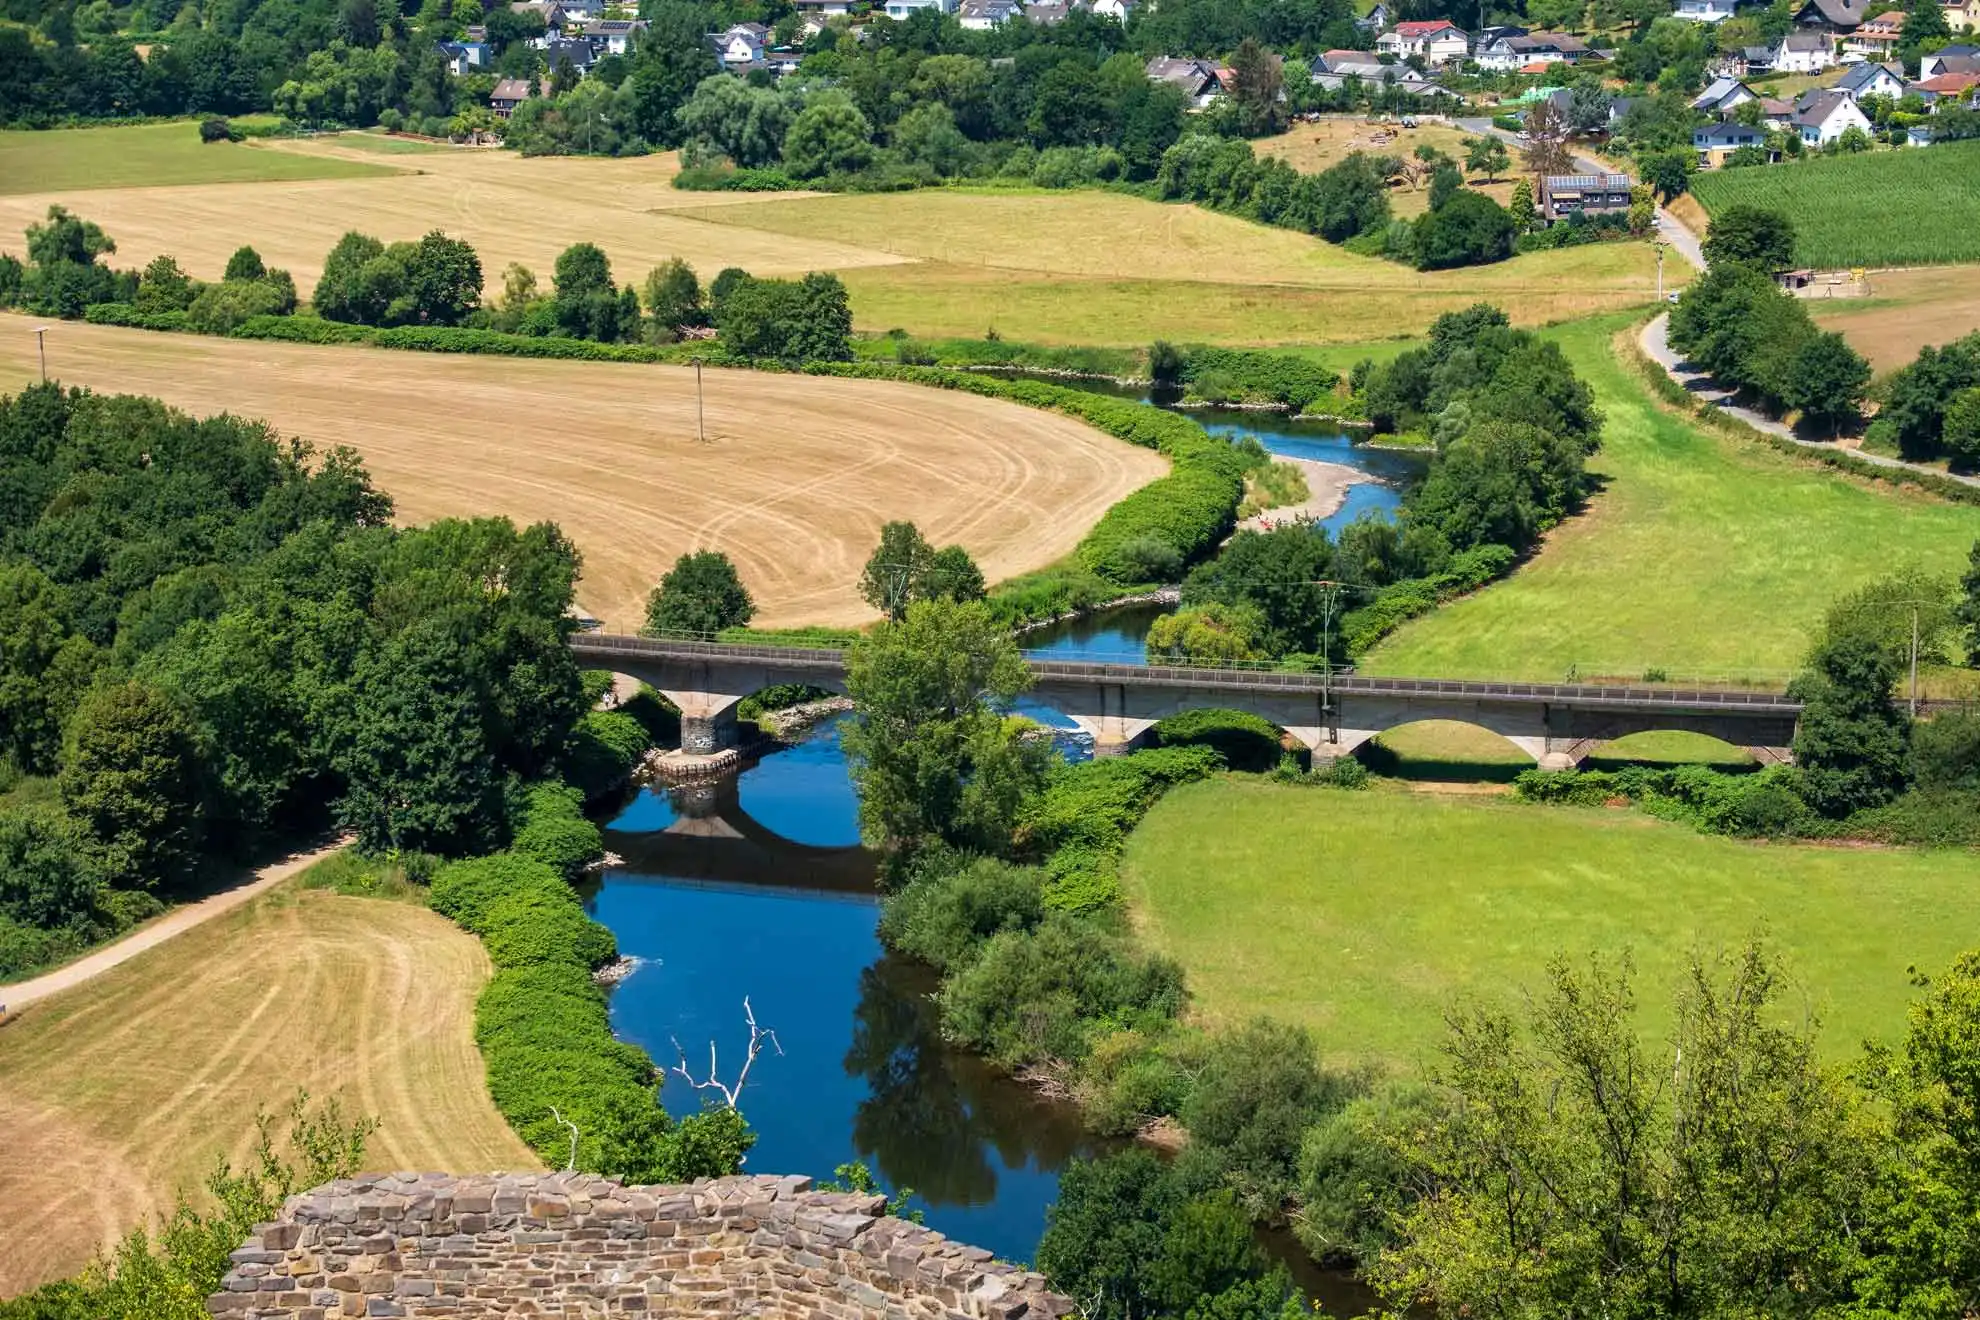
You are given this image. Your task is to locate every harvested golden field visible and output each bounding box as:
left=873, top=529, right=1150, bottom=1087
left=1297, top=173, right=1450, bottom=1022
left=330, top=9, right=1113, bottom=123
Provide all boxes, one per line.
left=0, top=139, right=904, bottom=289
left=0, top=314, right=1165, bottom=628
left=0, top=885, right=533, bottom=1297
left=1812, top=265, right=1980, bottom=371
left=1254, top=117, right=1517, bottom=218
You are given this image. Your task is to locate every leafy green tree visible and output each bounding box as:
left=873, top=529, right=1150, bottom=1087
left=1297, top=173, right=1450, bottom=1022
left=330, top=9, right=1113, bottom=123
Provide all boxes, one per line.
left=1780, top=330, right=1871, bottom=434
left=1182, top=527, right=1334, bottom=657
left=622, top=0, right=720, bottom=146
left=1411, top=189, right=1515, bottom=269
left=1294, top=1082, right=1441, bottom=1268
left=643, top=550, right=754, bottom=637
left=841, top=598, right=1042, bottom=858
left=1701, top=204, right=1797, bottom=271
left=642, top=257, right=701, bottom=339
left=0, top=562, right=97, bottom=775
left=919, top=544, right=986, bottom=605
left=59, top=680, right=205, bottom=891
left=1181, top=1017, right=1352, bottom=1217
left=0, top=806, right=102, bottom=932
left=1506, top=177, right=1537, bottom=234
left=1789, top=627, right=1912, bottom=816
left=134, top=254, right=196, bottom=313
left=552, top=241, right=629, bottom=341
left=677, top=74, right=795, bottom=168
left=859, top=520, right=936, bottom=620
left=222, top=245, right=266, bottom=282
left=1372, top=945, right=1873, bottom=1320
left=1900, top=0, right=1952, bottom=70
left=782, top=98, right=874, bottom=179
left=1942, top=386, right=1980, bottom=468
left=402, top=230, right=482, bottom=325
left=21, top=204, right=127, bottom=317
left=1464, top=135, right=1511, bottom=182
left=313, top=230, right=389, bottom=324
left=1145, top=604, right=1264, bottom=664
left=1640, top=147, right=1694, bottom=202
left=1226, top=37, right=1285, bottom=137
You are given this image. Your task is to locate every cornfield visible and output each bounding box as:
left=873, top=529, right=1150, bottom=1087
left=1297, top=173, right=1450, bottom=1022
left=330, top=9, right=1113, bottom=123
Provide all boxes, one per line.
left=1691, top=140, right=1980, bottom=268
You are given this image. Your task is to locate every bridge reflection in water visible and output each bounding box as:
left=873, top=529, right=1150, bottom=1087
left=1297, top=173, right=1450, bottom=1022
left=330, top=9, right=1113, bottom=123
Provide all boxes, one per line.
left=584, top=716, right=1109, bottom=1266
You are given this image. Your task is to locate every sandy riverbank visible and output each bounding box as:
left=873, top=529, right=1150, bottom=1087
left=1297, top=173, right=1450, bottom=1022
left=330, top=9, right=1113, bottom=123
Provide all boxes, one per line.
left=1239, top=456, right=1365, bottom=532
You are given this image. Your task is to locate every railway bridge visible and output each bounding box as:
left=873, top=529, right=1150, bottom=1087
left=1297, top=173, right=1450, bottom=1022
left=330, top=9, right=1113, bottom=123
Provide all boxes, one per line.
left=572, top=635, right=1801, bottom=769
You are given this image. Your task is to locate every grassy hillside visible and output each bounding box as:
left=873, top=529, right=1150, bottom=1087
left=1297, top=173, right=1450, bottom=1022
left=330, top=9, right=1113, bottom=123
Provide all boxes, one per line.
left=0, top=119, right=398, bottom=195
left=1363, top=316, right=1980, bottom=683
left=1691, top=142, right=1980, bottom=267
left=1123, top=777, right=1980, bottom=1069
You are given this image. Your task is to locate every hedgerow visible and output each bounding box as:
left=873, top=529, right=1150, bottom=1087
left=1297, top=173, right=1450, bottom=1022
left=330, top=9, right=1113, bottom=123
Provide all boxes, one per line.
left=82, top=302, right=188, bottom=331
left=429, top=775, right=753, bottom=1181
left=233, top=314, right=375, bottom=344
left=1150, top=709, right=1284, bottom=773
left=1340, top=544, right=1516, bottom=655
left=562, top=709, right=653, bottom=803
left=369, top=326, right=676, bottom=362
left=1181, top=347, right=1337, bottom=411
left=1512, top=764, right=1818, bottom=838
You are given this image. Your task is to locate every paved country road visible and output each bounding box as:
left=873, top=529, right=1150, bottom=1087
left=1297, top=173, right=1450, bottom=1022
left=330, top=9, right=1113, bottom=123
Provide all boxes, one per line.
left=1453, top=117, right=1705, bottom=271
left=0, top=838, right=349, bottom=1014
left=1640, top=312, right=1980, bottom=489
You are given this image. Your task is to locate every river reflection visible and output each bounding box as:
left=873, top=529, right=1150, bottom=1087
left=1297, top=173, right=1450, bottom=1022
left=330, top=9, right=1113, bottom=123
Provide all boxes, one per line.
left=586, top=716, right=1111, bottom=1264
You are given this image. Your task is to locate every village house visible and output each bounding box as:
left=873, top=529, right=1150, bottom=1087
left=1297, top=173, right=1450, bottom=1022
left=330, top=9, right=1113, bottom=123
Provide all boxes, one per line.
left=1831, top=59, right=1904, bottom=100
left=1474, top=23, right=1528, bottom=47
left=792, top=0, right=853, bottom=15
left=1537, top=172, right=1633, bottom=223
left=1790, top=87, right=1873, bottom=140
left=1693, top=118, right=1767, bottom=164
left=1841, top=10, right=1904, bottom=57
left=1023, top=0, right=1074, bottom=21
left=1673, top=0, right=1739, bottom=23
left=1945, top=0, right=1977, bottom=27
left=1921, top=44, right=1980, bottom=75
left=958, top=0, right=1022, bottom=26
left=1772, top=29, right=1838, bottom=71
left=573, top=17, right=646, bottom=55
left=509, top=0, right=566, bottom=31
left=1356, top=3, right=1394, bottom=32
left=433, top=40, right=489, bottom=74
left=1376, top=19, right=1471, bottom=65
left=489, top=76, right=539, bottom=117
left=1089, top=0, right=1135, bottom=18
left=1146, top=55, right=1225, bottom=107
left=1475, top=30, right=1590, bottom=69
left=1913, top=68, right=1980, bottom=102
left=1692, top=73, right=1757, bottom=112
left=1794, top=0, right=1870, bottom=34
left=541, top=35, right=596, bottom=75
left=1310, top=48, right=1393, bottom=80
left=711, top=21, right=767, bottom=68
left=883, top=0, right=955, bottom=16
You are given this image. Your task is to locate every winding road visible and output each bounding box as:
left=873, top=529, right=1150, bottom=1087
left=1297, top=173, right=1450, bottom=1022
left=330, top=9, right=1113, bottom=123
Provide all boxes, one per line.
left=1639, top=313, right=1980, bottom=490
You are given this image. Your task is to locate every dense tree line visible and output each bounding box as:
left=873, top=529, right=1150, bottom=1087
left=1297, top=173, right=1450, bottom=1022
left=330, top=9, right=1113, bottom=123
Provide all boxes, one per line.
left=0, top=381, right=591, bottom=976
left=1151, top=304, right=1599, bottom=664
left=1671, top=209, right=1874, bottom=435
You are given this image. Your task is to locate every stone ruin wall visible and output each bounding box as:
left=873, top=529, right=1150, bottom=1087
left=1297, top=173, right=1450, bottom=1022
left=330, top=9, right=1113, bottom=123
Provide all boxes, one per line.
left=206, top=1172, right=1078, bottom=1320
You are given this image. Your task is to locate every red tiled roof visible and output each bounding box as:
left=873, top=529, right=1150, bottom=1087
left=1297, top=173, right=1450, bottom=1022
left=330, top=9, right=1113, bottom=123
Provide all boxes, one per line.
left=1917, top=70, right=1980, bottom=91
left=1395, top=19, right=1460, bottom=33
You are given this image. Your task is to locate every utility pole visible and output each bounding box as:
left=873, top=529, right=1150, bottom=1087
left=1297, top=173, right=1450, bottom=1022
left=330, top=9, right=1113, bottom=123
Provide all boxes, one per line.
left=34, top=326, right=47, bottom=383
left=1911, top=603, right=1921, bottom=717
left=1316, top=579, right=1343, bottom=729
left=694, top=358, right=706, bottom=443
left=1655, top=242, right=1667, bottom=303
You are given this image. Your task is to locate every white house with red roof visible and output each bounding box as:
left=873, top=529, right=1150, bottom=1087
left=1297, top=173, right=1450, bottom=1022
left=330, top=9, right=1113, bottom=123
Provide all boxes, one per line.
left=1375, top=18, right=1470, bottom=65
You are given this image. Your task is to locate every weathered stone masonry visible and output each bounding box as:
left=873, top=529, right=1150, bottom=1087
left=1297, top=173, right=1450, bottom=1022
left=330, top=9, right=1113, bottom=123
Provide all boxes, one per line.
left=206, top=1172, right=1077, bottom=1320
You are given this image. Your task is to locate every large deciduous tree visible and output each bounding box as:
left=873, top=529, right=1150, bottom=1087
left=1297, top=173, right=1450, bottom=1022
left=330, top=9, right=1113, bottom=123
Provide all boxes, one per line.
left=59, top=680, right=206, bottom=890
left=643, top=550, right=754, bottom=637
left=1701, top=204, right=1797, bottom=272
left=841, top=599, right=1044, bottom=860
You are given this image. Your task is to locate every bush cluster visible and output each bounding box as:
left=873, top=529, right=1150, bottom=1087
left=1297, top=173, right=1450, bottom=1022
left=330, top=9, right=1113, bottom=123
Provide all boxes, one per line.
left=431, top=782, right=751, bottom=1182
left=1340, top=544, right=1516, bottom=654
left=1513, top=764, right=1818, bottom=838
left=1177, top=347, right=1338, bottom=412
left=561, top=709, right=654, bottom=803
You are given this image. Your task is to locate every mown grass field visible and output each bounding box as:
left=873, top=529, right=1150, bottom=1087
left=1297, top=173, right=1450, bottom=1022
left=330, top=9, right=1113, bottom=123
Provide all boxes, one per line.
left=1691, top=141, right=1980, bottom=267
left=0, top=883, right=534, bottom=1296
left=0, top=119, right=398, bottom=195
left=0, top=312, right=1163, bottom=629
left=1122, top=777, right=1980, bottom=1069
left=1812, top=264, right=1980, bottom=371
left=1362, top=316, right=1980, bottom=682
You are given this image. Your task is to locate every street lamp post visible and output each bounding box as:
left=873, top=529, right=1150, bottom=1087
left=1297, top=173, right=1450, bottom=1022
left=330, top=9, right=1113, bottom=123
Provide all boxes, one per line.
left=1655, top=242, right=1667, bottom=303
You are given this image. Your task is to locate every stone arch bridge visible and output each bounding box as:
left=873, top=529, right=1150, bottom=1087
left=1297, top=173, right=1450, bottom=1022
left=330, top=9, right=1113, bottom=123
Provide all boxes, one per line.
left=572, top=635, right=1801, bottom=770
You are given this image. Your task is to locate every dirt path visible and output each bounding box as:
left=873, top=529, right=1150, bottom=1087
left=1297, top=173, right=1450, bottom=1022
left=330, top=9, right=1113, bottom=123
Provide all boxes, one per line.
left=0, top=839, right=349, bottom=1013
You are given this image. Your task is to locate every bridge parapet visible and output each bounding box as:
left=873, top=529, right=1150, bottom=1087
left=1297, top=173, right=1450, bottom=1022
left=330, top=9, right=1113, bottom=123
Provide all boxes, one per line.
left=569, top=635, right=1803, bottom=769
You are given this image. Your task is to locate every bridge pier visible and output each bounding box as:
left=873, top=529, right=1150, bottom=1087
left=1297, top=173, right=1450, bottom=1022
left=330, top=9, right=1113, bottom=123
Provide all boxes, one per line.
left=1507, top=736, right=1599, bottom=771
left=1066, top=714, right=1157, bottom=758
left=1747, top=745, right=1796, bottom=766
left=1293, top=727, right=1379, bottom=761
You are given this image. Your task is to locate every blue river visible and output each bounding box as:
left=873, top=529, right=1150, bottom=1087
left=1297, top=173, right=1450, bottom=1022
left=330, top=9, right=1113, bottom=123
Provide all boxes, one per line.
left=582, top=412, right=1412, bottom=1295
